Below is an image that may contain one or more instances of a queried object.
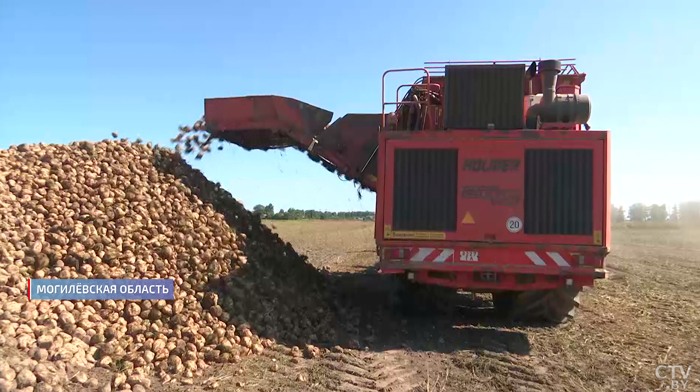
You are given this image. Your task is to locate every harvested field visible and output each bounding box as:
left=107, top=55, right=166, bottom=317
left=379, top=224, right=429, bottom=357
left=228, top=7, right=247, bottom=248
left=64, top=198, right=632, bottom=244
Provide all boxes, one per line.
left=1, top=140, right=698, bottom=392
left=246, top=220, right=700, bottom=392
left=261, top=220, right=375, bottom=273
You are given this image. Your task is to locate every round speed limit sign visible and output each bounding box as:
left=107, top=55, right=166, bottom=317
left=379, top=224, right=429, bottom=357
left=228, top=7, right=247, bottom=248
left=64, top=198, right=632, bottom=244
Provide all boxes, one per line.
left=507, top=217, right=522, bottom=233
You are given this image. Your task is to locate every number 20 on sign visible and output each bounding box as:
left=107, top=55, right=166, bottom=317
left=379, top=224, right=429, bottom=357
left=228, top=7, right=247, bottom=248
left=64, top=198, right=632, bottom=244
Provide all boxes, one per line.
left=507, top=217, right=522, bottom=233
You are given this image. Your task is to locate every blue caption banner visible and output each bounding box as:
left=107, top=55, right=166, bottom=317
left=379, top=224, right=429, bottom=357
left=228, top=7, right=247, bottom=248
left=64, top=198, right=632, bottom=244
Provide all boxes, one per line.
left=29, top=279, right=174, bottom=300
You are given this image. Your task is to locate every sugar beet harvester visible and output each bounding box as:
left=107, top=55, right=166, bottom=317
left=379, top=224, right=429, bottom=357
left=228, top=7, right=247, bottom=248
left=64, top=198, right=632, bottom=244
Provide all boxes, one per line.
left=194, top=59, right=610, bottom=324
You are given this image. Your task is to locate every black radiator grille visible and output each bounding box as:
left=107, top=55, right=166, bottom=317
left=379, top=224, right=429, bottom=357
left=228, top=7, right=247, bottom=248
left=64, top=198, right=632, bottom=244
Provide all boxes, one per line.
left=444, top=64, right=525, bottom=130
left=524, top=149, right=593, bottom=235
left=393, top=149, right=458, bottom=231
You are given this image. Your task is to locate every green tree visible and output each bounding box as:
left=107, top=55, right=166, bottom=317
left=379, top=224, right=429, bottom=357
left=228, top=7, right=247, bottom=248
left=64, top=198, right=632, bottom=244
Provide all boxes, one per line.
left=252, top=204, right=265, bottom=216
left=613, top=205, right=626, bottom=223
left=649, top=204, right=668, bottom=222
left=255, top=204, right=375, bottom=221
left=670, top=204, right=679, bottom=222
left=628, top=203, right=648, bottom=222
left=273, top=208, right=287, bottom=219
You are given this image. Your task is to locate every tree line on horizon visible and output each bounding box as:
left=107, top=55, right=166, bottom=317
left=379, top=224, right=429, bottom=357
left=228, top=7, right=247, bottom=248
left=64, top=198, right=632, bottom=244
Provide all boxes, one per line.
left=252, top=203, right=375, bottom=221
left=251, top=201, right=700, bottom=224
left=612, top=201, right=700, bottom=224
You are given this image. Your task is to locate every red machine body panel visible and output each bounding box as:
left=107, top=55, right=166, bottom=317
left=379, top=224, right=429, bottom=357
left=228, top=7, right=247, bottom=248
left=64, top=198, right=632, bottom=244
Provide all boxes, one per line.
left=375, top=129, right=610, bottom=290
left=204, top=95, right=333, bottom=150
left=378, top=130, right=608, bottom=246
left=377, top=243, right=604, bottom=290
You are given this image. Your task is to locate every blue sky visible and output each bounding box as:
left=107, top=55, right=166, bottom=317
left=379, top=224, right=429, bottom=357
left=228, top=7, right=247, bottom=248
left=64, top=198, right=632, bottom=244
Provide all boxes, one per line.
left=1, top=0, right=698, bottom=212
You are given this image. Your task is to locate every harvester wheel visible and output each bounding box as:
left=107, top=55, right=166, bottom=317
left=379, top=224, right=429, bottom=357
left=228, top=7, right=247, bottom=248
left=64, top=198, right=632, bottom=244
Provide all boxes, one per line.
left=389, top=276, right=425, bottom=314
left=389, top=275, right=453, bottom=316
left=492, top=291, right=517, bottom=316
left=498, top=286, right=581, bottom=324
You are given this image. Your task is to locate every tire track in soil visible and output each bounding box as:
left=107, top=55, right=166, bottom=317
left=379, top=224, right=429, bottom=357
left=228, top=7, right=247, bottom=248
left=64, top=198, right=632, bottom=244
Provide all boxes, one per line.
left=466, top=350, right=549, bottom=392
left=315, top=350, right=423, bottom=392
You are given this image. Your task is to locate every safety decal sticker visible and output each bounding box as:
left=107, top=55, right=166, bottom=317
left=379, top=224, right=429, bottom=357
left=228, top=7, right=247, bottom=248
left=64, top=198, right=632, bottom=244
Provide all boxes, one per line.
left=462, top=211, right=475, bottom=224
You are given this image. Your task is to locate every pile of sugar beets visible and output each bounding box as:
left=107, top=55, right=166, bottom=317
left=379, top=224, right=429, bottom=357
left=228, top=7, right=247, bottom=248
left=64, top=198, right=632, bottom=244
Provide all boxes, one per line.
left=0, top=136, right=360, bottom=391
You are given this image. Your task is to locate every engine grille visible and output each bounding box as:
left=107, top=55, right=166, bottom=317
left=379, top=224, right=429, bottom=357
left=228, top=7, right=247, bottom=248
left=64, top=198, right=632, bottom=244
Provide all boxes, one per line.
left=392, top=148, right=458, bottom=231
left=524, top=149, right=593, bottom=235
left=443, top=64, right=525, bottom=130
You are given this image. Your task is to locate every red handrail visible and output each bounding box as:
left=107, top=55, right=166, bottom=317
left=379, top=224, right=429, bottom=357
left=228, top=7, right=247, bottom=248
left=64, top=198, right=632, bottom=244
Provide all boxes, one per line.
left=382, top=68, right=431, bottom=129
left=424, top=59, right=580, bottom=75
left=424, top=58, right=576, bottom=64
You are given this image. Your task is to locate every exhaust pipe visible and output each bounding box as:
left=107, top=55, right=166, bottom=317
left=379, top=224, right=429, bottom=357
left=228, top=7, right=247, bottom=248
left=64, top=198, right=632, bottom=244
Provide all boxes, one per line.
left=540, top=59, right=561, bottom=105
left=526, top=60, right=591, bottom=129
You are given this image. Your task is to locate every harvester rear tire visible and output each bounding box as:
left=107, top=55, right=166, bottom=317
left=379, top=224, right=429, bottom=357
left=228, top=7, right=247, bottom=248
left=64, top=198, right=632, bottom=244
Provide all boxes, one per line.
left=492, top=291, right=517, bottom=316
left=389, top=275, right=454, bottom=316
left=388, top=275, right=422, bottom=314
left=501, top=286, right=581, bottom=324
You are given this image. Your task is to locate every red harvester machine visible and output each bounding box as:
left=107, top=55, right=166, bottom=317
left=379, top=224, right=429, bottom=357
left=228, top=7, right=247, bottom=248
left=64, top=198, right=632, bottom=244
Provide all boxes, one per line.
left=197, top=58, right=610, bottom=324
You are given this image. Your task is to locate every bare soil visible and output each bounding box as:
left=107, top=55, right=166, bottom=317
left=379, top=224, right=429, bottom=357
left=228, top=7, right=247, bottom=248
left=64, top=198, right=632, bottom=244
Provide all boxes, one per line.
left=159, top=220, right=699, bottom=392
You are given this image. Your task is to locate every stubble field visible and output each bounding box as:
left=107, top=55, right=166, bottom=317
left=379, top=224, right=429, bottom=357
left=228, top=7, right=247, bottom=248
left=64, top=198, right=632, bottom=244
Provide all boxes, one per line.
left=217, top=220, right=699, bottom=392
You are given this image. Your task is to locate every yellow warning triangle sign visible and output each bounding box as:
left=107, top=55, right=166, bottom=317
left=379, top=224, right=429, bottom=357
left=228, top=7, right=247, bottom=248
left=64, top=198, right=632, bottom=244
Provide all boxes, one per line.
left=462, top=211, right=475, bottom=224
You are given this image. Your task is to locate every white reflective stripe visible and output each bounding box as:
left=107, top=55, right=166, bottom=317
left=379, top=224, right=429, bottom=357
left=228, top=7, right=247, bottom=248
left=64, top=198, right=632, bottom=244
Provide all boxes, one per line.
left=547, top=252, right=570, bottom=267
left=433, top=249, right=453, bottom=263
left=410, top=248, right=434, bottom=262
left=525, top=251, right=547, bottom=266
